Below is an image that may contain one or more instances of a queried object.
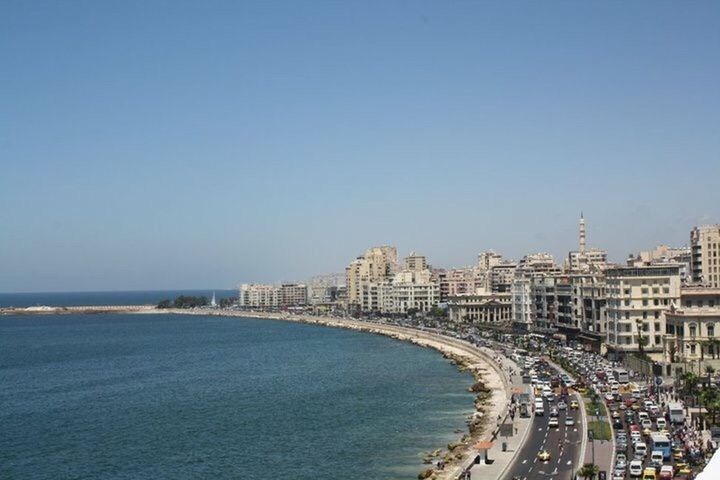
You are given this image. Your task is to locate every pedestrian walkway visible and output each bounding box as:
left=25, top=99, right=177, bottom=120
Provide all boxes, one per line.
left=467, top=355, right=533, bottom=480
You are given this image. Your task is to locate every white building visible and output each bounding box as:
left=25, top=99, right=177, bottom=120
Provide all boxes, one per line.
left=605, top=264, right=681, bottom=359
left=239, top=284, right=279, bottom=308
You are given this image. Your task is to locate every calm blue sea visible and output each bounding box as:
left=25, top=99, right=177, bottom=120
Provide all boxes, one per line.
left=0, top=313, right=475, bottom=479
left=0, top=290, right=238, bottom=307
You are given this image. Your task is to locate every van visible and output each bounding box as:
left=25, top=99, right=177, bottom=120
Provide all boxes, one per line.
left=650, top=450, right=663, bottom=467
left=634, top=442, right=647, bottom=459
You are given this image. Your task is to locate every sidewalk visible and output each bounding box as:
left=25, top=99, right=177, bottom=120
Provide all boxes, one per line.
left=467, top=355, right=533, bottom=480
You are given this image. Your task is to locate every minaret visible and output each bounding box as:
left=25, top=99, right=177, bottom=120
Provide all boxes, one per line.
left=579, top=212, right=586, bottom=254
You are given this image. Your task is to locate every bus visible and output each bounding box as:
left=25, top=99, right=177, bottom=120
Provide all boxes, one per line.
left=613, top=368, right=630, bottom=384
left=649, top=432, right=672, bottom=460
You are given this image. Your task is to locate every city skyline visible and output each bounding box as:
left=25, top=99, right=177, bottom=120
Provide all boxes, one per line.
left=2, top=1, right=719, bottom=292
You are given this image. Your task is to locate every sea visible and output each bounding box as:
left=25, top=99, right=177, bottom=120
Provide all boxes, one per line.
left=0, top=292, right=476, bottom=479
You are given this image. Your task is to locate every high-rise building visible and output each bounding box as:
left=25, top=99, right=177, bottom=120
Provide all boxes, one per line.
left=239, top=284, right=279, bottom=308
left=404, top=252, right=428, bottom=272
left=605, top=264, right=681, bottom=359
left=345, top=245, right=399, bottom=310
left=691, top=225, right=720, bottom=287
left=279, top=283, right=308, bottom=306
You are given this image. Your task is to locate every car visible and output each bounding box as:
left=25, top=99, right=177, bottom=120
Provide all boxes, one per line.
left=537, top=450, right=551, bottom=461
left=616, top=453, right=627, bottom=465
left=549, top=417, right=559, bottom=428
left=629, top=460, right=643, bottom=477
left=570, top=400, right=579, bottom=409
left=658, top=465, right=673, bottom=480
left=565, top=416, right=575, bottom=426
left=656, top=418, right=667, bottom=430
left=613, top=418, right=624, bottom=429
left=550, top=408, right=559, bottom=417
left=612, top=411, right=621, bottom=419
left=642, top=467, right=656, bottom=480
left=557, top=400, right=567, bottom=410
left=650, top=450, right=663, bottom=468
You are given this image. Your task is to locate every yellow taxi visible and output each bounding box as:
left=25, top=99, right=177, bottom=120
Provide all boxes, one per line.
left=673, top=449, right=686, bottom=461
left=537, top=450, right=551, bottom=462
left=642, top=427, right=652, bottom=437
left=642, top=467, right=657, bottom=480
left=570, top=400, right=579, bottom=410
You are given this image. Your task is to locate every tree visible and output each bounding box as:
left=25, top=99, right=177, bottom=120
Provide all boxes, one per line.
left=578, top=463, right=599, bottom=480
left=636, top=319, right=649, bottom=358
left=157, top=299, right=171, bottom=309
left=669, top=343, right=678, bottom=363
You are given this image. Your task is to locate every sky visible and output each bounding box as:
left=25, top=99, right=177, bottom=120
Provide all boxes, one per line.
left=1, top=1, right=719, bottom=292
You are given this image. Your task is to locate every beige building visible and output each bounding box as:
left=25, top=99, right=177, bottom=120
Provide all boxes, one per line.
left=279, top=283, right=308, bottom=306
left=691, top=225, right=720, bottom=287
left=404, top=252, right=428, bottom=272
left=447, top=290, right=512, bottom=324
left=665, top=287, right=720, bottom=362
left=239, top=284, right=279, bottom=308
left=605, top=264, right=681, bottom=359
left=346, top=245, right=399, bottom=310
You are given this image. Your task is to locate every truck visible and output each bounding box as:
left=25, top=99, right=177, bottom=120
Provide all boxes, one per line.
left=667, top=402, right=685, bottom=425
left=613, top=368, right=630, bottom=384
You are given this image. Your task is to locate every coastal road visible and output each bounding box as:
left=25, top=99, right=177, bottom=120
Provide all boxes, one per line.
left=502, top=394, right=584, bottom=480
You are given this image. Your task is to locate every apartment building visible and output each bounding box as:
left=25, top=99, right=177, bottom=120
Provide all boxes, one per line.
left=279, top=283, right=308, bottom=306
left=346, top=245, right=399, bottom=310
left=605, top=264, right=681, bottom=359
left=665, top=287, right=720, bottom=363
left=239, top=284, right=279, bottom=309
left=691, top=225, right=720, bottom=287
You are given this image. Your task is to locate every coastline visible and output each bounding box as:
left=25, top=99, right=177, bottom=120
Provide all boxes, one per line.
left=1, top=305, right=513, bottom=480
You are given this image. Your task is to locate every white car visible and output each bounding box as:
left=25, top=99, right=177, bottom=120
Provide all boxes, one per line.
left=565, top=416, right=575, bottom=426
left=549, top=417, right=559, bottom=428
left=629, top=460, right=643, bottom=477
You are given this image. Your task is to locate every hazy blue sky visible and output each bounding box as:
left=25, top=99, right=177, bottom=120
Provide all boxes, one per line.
left=1, top=1, right=719, bottom=292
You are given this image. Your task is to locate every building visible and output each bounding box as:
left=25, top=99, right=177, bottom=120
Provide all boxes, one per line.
left=279, top=283, right=308, bottom=306
left=490, top=263, right=517, bottom=293
left=239, top=284, right=279, bottom=309
left=665, top=287, right=720, bottom=363
left=447, top=290, right=512, bottom=324
left=605, top=264, right=681, bottom=359
left=346, top=245, right=399, bottom=310
left=691, top=225, right=720, bottom=287
left=382, top=269, right=439, bottom=314
left=437, top=267, right=476, bottom=301
left=404, top=252, right=428, bottom=272
left=630, top=245, right=692, bottom=282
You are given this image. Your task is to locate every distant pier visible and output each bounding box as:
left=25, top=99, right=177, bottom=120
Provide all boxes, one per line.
left=0, top=305, right=155, bottom=315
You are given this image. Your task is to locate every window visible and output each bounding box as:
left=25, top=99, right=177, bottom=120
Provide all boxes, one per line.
left=709, top=324, right=715, bottom=337
left=654, top=311, right=660, bottom=319
left=691, top=344, right=696, bottom=355
left=643, top=311, right=648, bottom=319
left=690, top=325, right=697, bottom=337
left=643, top=299, right=648, bottom=306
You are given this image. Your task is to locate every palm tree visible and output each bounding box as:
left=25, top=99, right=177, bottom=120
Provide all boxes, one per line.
left=578, top=463, right=599, bottom=480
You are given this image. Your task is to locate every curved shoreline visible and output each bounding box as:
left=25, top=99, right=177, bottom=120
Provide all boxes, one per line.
left=1, top=305, right=514, bottom=479
left=144, top=309, right=513, bottom=480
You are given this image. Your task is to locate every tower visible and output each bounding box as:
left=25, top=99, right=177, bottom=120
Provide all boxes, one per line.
left=579, top=212, right=586, bottom=254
